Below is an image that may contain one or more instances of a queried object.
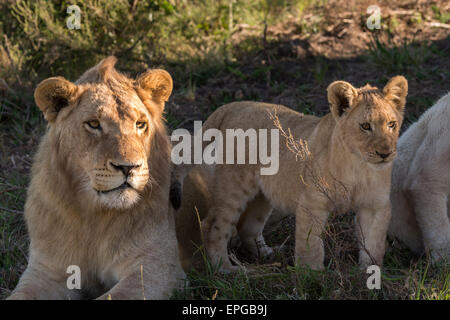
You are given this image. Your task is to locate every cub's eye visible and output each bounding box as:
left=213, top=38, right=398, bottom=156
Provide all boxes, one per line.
left=388, top=121, right=397, bottom=129
left=86, top=120, right=101, bottom=130
left=360, top=122, right=371, bottom=131
left=136, top=121, right=147, bottom=130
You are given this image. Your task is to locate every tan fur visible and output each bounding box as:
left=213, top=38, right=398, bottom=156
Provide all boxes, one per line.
left=390, top=93, right=450, bottom=261
left=175, top=166, right=273, bottom=271
left=174, top=76, right=407, bottom=272
left=175, top=166, right=213, bottom=271
left=8, top=57, right=185, bottom=299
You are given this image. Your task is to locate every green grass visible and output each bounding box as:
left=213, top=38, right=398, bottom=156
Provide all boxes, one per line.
left=0, top=0, right=314, bottom=95
left=367, top=36, right=432, bottom=74
left=171, top=216, right=449, bottom=300
left=0, top=176, right=28, bottom=298
left=432, top=5, right=450, bottom=24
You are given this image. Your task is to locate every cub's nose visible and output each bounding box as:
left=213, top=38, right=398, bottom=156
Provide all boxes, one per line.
left=376, top=151, right=392, bottom=159
left=108, top=161, right=141, bottom=176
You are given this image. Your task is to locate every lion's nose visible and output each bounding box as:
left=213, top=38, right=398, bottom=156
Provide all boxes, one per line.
left=108, top=161, right=141, bottom=176
left=376, top=151, right=392, bottom=159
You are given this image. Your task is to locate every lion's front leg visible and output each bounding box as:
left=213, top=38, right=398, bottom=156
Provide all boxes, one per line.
left=96, top=271, right=146, bottom=300
left=294, top=201, right=329, bottom=270
left=356, top=203, right=391, bottom=269
left=408, top=189, right=450, bottom=261
left=8, top=264, right=81, bottom=300
left=97, top=258, right=185, bottom=300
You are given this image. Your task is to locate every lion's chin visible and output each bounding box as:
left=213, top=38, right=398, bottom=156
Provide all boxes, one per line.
left=367, top=160, right=392, bottom=170
left=97, top=188, right=141, bottom=210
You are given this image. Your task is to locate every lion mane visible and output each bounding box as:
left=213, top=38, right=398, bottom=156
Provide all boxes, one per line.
left=8, top=57, right=185, bottom=300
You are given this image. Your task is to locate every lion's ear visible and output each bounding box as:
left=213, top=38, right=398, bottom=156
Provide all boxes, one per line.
left=136, top=69, right=173, bottom=114
left=327, top=81, right=358, bottom=119
left=383, top=76, right=408, bottom=112
left=34, top=77, right=80, bottom=123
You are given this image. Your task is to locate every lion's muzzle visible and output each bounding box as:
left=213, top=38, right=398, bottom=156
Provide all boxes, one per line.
left=91, top=159, right=149, bottom=193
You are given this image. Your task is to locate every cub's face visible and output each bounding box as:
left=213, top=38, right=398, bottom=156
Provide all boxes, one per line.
left=327, top=76, right=408, bottom=167
left=34, top=57, right=172, bottom=210
left=340, top=94, right=403, bottom=165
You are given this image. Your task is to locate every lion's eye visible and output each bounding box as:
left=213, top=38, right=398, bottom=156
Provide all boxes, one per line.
left=360, top=122, right=371, bottom=131
left=86, top=120, right=101, bottom=130
left=136, top=121, right=147, bottom=130
left=388, top=121, right=397, bottom=129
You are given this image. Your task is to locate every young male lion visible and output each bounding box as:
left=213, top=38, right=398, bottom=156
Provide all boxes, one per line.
left=8, top=57, right=185, bottom=299
left=390, top=92, right=450, bottom=262
left=173, top=76, right=407, bottom=272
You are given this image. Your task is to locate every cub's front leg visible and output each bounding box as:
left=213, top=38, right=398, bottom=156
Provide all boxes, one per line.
left=294, top=198, right=329, bottom=270
left=356, top=202, right=391, bottom=268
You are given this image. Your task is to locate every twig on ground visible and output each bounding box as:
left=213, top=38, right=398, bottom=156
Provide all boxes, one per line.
left=0, top=206, right=23, bottom=214
left=425, top=22, right=450, bottom=29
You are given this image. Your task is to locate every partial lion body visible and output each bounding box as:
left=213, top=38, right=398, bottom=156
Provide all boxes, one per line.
left=8, top=57, right=185, bottom=299
left=390, top=93, right=450, bottom=260
left=174, top=77, right=407, bottom=272
left=175, top=166, right=212, bottom=271
left=175, top=166, right=273, bottom=271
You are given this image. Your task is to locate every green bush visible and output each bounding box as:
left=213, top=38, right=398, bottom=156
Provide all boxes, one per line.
left=0, top=0, right=313, bottom=91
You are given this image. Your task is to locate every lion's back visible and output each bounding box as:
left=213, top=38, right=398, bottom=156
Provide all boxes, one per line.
left=394, top=92, right=450, bottom=188
left=204, top=101, right=320, bottom=138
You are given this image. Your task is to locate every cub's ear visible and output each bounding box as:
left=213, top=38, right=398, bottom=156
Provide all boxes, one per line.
left=136, top=69, right=173, bottom=115
left=383, top=76, right=408, bottom=112
left=327, top=81, right=358, bottom=119
left=34, top=77, right=80, bottom=123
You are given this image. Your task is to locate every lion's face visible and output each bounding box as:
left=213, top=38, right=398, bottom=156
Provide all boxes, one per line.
left=327, top=76, right=407, bottom=167
left=70, top=85, right=153, bottom=209
left=34, top=57, right=172, bottom=210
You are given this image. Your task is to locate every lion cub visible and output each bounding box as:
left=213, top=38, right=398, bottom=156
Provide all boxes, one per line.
left=174, top=76, right=407, bottom=272
left=390, top=92, right=450, bottom=261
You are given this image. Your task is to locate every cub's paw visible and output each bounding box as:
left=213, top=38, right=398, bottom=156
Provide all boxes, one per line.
left=240, top=238, right=275, bottom=261
left=257, top=245, right=275, bottom=261
left=430, top=246, right=450, bottom=263
left=295, top=255, right=325, bottom=271
left=220, top=264, right=241, bottom=274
